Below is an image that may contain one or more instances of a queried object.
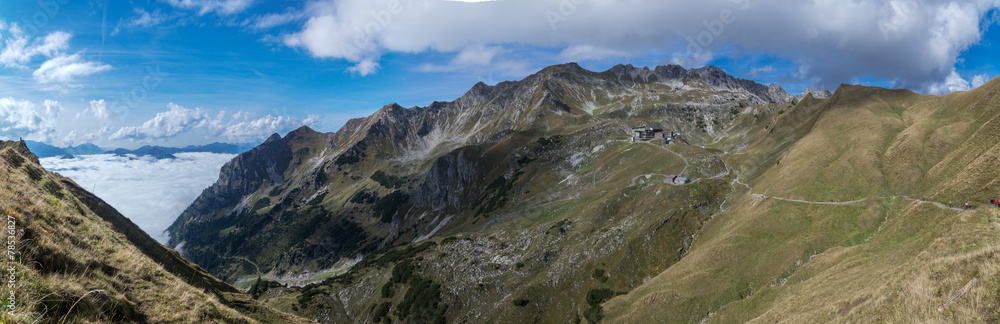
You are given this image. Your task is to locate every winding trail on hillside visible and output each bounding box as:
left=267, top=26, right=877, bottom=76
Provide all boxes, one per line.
left=624, top=142, right=690, bottom=188
left=643, top=142, right=689, bottom=176
left=626, top=140, right=967, bottom=214
left=728, top=162, right=964, bottom=212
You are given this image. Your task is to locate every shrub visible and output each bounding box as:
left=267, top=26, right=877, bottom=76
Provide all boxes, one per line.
left=370, top=171, right=405, bottom=189
left=42, top=180, right=63, bottom=198
left=297, top=286, right=326, bottom=306
left=2, top=150, right=24, bottom=168
left=250, top=197, right=270, bottom=213
left=391, top=259, right=415, bottom=284
left=394, top=278, right=445, bottom=322
left=381, top=281, right=394, bottom=298
left=586, top=288, right=614, bottom=308
left=334, top=154, right=360, bottom=165
left=592, top=268, right=605, bottom=280
left=349, top=190, right=377, bottom=204
left=373, top=191, right=409, bottom=223
left=373, top=302, right=392, bottom=323
left=512, top=298, right=529, bottom=307
left=24, top=164, right=44, bottom=181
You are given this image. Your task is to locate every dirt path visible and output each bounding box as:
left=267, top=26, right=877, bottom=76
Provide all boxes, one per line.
left=728, top=163, right=963, bottom=213
left=642, top=142, right=689, bottom=176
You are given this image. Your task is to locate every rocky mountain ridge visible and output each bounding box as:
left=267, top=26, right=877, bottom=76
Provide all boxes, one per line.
left=166, top=62, right=926, bottom=323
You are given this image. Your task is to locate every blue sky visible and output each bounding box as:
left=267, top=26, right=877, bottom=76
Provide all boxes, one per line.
left=1, top=0, right=998, bottom=149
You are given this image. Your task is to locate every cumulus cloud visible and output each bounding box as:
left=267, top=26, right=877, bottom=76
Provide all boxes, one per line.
left=0, top=97, right=60, bottom=140
left=0, top=26, right=71, bottom=68
left=162, top=0, right=255, bottom=16
left=111, top=103, right=210, bottom=140
left=347, top=58, right=380, bottom=76
left=971, top=73, right=992, bottom=89
left=109, top=103, right=318, bottom=142
left=79, top=99, right=112, bottom=120
left=279, top=0, right=1000, bottom=92
left=62, top=127, right=110, bottom=147
left=220, top=113, right=313, bottom=142
left=40, top=153, right=237, bottom=243
left=925, top=69, right=994, bottom=94
left=0, top=24, right=111, bottom=88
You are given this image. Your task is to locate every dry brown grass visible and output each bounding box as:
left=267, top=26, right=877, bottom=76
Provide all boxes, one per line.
left=603, top=79, right=1000, bottom=323
left=0, top=141, right=309, bottom=323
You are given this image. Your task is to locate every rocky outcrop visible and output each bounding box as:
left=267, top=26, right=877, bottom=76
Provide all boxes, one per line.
left=414, top=147, right=487, bottom=212
left=167, top=132, right=293, bottom=246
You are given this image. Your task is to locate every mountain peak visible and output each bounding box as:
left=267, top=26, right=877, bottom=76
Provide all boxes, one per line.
left=287, top=125, right=318, bottom=138
left=264, top=133, right=282, bottom=143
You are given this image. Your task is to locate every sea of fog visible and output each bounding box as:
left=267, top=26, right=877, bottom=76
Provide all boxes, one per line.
left=40, top=153, right=236, bottom=244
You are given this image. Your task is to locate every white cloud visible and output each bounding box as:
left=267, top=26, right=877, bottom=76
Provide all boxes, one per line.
left=417, top=45, right=503, bottom=72
left=40, top=153, right=237, bottom=243
left=0, top=26, right=70, bottom=68
left=747, top=65, right=776, bottom=77
left=111, top=103, right=210, bottom=140
left=0, top=97, right=45, bottom=132
left=80, top=99, right=111, bottom=120
left=0, top=97, right=60, bottom=141
left=62, top=127, right=109, bottom=147
left=927, top=69, right=975, bottom=95
left=971, top=73, right=991, bottom=89
left=32, top=53, right=113, bottom=86
left=557, top=45, right=627, bottom=62
left=162, top=0, right=255, bottom=16
left=243, top=10, right=305, bottom=30
left=347, top=58, right=380, bottom=76
left=279, top=0, right=1000, bottom=90
left=0, top=24, right=110, bottom=88
left=113, top=8, right=174, bottom=35
left=109, top=103, right=317, bottom=143
left=220, top=114, right=304, bottom=142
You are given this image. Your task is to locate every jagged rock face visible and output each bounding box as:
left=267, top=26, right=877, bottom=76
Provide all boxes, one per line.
left=167, top=133, right=293, bottom=246
left=166, top=61, right=830, bottom=284
left=414, top=147, right=487, bottom=212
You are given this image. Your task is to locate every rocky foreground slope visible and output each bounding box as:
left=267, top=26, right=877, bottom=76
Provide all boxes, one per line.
left=0, top=140, right=310, bottom=323
left=169, top=62, right=999, bottom=323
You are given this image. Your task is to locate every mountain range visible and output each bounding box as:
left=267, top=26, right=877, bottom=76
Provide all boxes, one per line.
left=166, top=62, right=1000, bottom=323
left=24, top=141, right=261, bottom=159
left=6, top=61, right=998, bottom=323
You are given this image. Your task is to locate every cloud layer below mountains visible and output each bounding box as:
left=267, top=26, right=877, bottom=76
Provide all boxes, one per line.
left=41, top=153, right=235, bottom=243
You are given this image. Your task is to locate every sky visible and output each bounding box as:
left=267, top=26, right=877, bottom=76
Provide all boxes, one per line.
left=40, top=152, right=236, bottom=243
left=1, top=0, right=999, bottom=149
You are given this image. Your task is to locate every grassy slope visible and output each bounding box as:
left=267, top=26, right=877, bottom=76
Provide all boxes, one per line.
left=603, top=79, right=1000, bottom=322
left=0, top=141, right=310, bottom=323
